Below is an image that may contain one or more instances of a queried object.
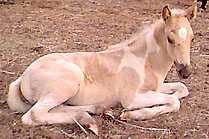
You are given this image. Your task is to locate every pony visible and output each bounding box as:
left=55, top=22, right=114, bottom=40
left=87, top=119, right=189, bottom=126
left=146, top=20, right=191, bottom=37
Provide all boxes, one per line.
left=7, top=2, right=197, bottom=134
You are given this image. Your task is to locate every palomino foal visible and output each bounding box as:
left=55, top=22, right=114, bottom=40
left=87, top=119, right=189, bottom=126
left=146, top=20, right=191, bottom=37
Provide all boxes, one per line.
left=8, top=4, right=197, bottom=130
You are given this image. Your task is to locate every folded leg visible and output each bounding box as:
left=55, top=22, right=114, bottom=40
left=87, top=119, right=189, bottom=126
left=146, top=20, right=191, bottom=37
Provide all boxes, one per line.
left=21, top=95, right=100, bottom=125
left=21, top=76, right=102, bottom=126
left=160, top=82, right=189, bottom=99
left=121, top=91, right=180, bottom=120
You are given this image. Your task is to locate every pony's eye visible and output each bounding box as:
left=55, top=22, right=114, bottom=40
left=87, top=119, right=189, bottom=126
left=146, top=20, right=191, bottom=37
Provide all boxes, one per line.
left=167, top=36, right=174, bottom=44
left=191, top=38, right=195, bottom=42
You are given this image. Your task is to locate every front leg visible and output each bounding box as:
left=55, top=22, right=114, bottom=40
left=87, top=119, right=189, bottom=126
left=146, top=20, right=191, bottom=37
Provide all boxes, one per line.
left=160, top=82, right=189, bottom=99
left=120, top=91, right=180, bottom=120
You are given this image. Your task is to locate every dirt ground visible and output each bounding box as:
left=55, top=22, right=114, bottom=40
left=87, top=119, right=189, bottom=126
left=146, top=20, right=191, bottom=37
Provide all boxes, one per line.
left=0, top=0, right=208, bottom=138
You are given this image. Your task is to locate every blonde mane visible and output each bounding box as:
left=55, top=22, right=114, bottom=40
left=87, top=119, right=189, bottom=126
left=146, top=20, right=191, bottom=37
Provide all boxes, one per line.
left=108, top=8, right=186, bottom=51
left=107, top=20, right=160, bottom=50
left=172, top=9, right=185, bottom=15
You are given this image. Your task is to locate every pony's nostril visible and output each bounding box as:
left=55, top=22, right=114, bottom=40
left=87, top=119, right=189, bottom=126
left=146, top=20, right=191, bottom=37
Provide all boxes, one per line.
left=182, top=74, right=188, bottom=79
left=178, top=68, right=191, bottom=79
left=184, top=71, right=191, bottom=79
left=178, top=69, right=182, bottom=76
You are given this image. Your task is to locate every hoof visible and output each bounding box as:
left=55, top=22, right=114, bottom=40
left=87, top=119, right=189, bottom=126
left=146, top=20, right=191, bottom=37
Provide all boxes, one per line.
left=22, top=114, right=37, bottom=125
left=120, top=112, right=128, bottom=120
left=89, top=124, right=99, bottom=136
left=103, top=110, right=115, bottom=119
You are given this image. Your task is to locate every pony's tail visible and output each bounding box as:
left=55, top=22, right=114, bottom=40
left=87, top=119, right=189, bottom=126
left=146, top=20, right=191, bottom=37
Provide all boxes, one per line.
left=7, top=77, right=31, bottom=113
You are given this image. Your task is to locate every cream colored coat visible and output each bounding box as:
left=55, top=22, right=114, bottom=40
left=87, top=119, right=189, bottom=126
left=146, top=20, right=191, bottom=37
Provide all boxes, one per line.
left=8, top=3, right=197, bottom=130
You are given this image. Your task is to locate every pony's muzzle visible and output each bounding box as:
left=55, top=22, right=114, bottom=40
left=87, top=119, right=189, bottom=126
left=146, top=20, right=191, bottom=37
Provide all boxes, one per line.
left=174, top=62, right=192, bottom=79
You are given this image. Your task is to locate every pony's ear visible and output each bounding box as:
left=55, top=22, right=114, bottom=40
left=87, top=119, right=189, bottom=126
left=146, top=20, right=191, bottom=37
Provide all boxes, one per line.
left=185, top=0, right=197, bottom=21
left=162, top=5, right=172, bottom=22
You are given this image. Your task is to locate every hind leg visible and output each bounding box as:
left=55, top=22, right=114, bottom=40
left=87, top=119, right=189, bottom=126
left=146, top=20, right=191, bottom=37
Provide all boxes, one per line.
left=21, top=93, right=100, bottom=126
left=20, top=61, right=98, bottom=125
left=50, top=103, right=106, bottom=115
left=21, top=79, right=105, bottom=126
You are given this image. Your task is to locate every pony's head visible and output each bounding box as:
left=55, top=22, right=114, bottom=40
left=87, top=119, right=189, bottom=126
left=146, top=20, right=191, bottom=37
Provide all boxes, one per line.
left=162, top=2, right=197, bottom=79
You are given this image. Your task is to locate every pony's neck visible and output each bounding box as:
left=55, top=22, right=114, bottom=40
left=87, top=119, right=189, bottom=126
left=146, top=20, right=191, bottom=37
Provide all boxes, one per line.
left=144, top=20, right=174, bottom=82
left=126, top=20, right=174, bottom=85
left=106, top=19, right=174, bottom=83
